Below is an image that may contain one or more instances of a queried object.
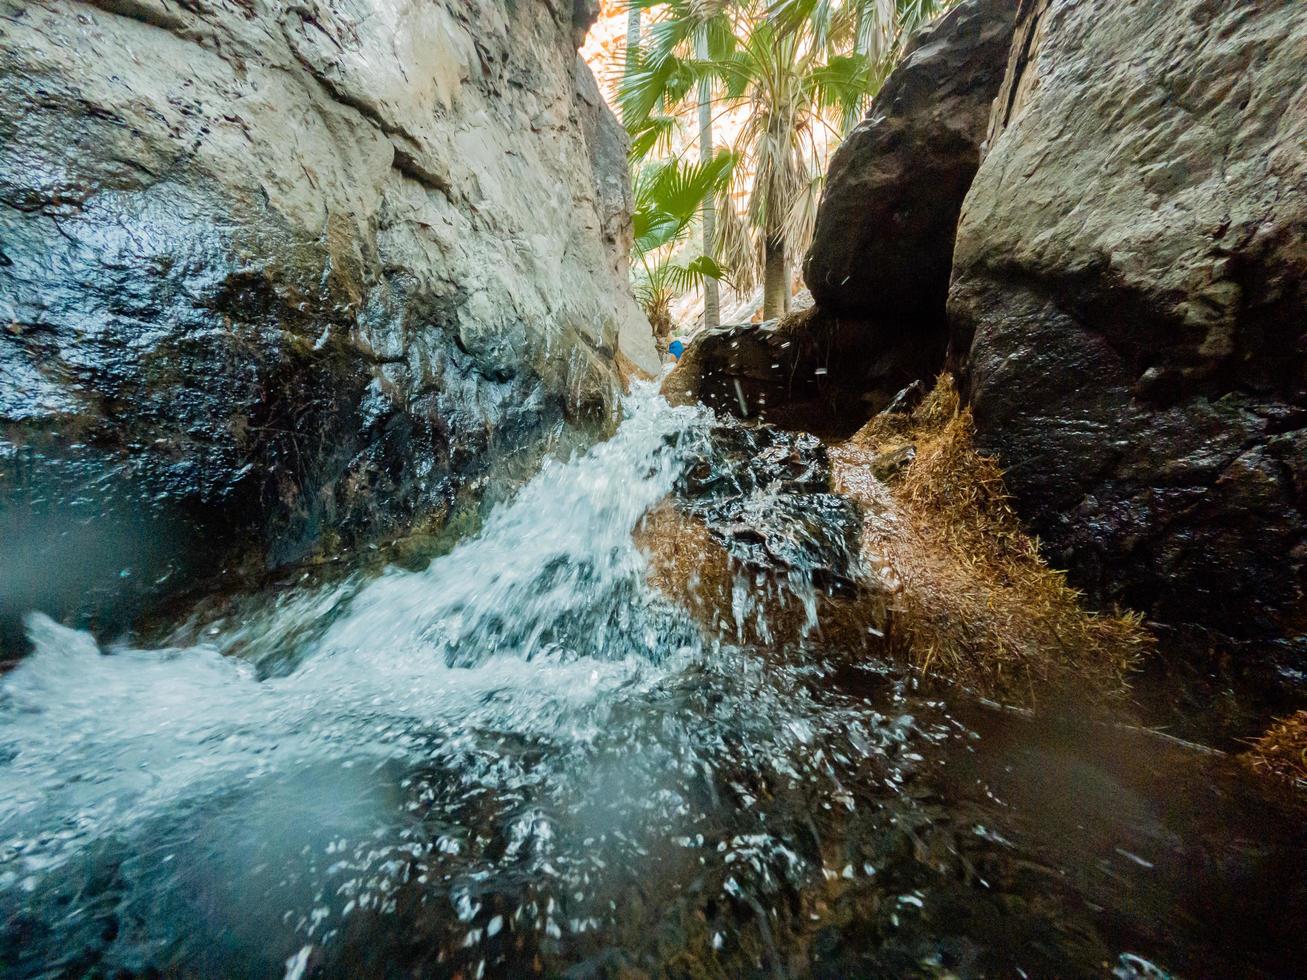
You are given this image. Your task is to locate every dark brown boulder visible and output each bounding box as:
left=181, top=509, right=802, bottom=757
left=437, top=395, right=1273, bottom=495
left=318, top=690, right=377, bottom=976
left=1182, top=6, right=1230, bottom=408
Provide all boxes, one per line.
left=949, top=0, right=1307, bottom=654
left=804, top=0, right=1017, bottom=323
left=662, top=309, right=941, bottom=437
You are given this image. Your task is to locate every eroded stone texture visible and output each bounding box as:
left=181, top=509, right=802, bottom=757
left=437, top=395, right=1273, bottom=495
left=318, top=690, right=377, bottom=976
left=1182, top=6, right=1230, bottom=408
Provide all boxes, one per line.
left=0, top=0, right=656, bottom=641
left=950, top=0, right=1307, bottom=649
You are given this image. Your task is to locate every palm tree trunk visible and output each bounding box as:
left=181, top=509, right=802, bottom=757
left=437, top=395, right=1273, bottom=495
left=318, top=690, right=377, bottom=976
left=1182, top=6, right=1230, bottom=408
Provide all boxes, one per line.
left=696, top=32, right=720, bottom=332
left=763, top=234, right=788, bottom=321
left=623, top=5, right=641, bottom=126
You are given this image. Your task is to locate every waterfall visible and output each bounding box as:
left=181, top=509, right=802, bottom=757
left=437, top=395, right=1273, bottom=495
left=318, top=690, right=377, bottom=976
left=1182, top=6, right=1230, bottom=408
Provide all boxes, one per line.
left=0, top=382, right=915, bottom=977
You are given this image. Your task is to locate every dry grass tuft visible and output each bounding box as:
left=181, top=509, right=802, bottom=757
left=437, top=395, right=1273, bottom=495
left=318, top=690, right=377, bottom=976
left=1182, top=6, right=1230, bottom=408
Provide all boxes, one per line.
left=1241, top=710, right=1307, bottom=787
left=832, top=374, right=1151, bottom=706
left=853, top=375, right=963, bottom=447
left=635, top=504, right=738, bottom=632
left=638, top=373, right=1149, bottom=706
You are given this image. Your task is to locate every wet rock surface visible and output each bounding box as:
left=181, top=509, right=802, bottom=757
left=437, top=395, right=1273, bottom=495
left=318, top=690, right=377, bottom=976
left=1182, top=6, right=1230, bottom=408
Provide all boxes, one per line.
left=0, top=0, right=656, bottom=645
left=949, top=0, right=1307, bottom=657
left=663, top=309, right=941, bottom=437
left=672, top=419, right=862, bottom=596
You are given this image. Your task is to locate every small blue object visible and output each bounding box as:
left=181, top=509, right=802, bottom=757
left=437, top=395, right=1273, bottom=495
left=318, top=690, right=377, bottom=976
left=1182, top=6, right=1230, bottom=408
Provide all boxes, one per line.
left=668, top=339, right=686, bottom=359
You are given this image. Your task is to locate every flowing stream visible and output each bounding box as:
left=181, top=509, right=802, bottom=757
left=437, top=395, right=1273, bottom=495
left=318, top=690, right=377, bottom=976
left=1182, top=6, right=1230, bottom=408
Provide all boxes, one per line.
left=1, top=383, right=1304, bottom=979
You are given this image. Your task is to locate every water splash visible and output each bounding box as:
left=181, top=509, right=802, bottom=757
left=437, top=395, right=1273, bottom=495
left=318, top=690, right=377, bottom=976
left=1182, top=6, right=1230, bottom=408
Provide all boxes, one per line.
left=0, top=381, right=1285, bottom=979
left=0, top=384, right=696, bottom=870
left=0, top=382, right=912, bottom=976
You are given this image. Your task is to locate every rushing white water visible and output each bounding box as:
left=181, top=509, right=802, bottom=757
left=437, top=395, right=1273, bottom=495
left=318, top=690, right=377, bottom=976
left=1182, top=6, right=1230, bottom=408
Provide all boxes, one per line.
left=0, top=384, right=703, bottom=874
left=0, top=382, right=917, bottom=976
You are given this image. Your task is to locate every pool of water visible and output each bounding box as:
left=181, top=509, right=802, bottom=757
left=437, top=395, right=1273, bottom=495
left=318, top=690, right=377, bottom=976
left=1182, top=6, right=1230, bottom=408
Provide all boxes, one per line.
left=1, top=384, right=1303, bottom=978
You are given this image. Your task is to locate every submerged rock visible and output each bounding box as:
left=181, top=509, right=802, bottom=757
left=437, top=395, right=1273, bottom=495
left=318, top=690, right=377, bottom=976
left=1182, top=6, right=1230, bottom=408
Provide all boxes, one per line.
left=0, top=0, right=656, bottom=644
left=673, top=420, right=862, bottom=597
left=637, top=417, right=875, bottom=650
left=949, top=0, right=1307, bottom=654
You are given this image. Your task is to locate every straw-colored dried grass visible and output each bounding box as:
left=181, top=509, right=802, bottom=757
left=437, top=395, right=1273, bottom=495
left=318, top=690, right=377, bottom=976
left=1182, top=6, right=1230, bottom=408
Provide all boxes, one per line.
left=635, top=504, right=741, bottom=635
left=831, top=375, right=1150, bottom=705
left=638, top=374, right=1149, bottom=706
left=1241, top=710, right=1307, bottom=786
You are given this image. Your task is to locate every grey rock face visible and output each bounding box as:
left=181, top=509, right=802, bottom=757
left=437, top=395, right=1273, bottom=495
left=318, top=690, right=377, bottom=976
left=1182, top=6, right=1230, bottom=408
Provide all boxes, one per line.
left=950, top=0, right=1307, bottom=648
left=0, top=0, right=656, bottom=641
left=804, top=0, right=1017, bottom=323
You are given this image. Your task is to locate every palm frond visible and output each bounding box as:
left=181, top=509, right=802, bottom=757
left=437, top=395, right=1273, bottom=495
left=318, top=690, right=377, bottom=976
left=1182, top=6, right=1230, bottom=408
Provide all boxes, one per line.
left=628, top=114, right=679, bottom=160
left=714, top=179, right=761, bottom=296
left=648, top=151, right=738, bottom=223
left=811, top=53, right=874, bottom=129
left=781, top=169, right=824, bottom=262
left=661, top=254, right=732, bottom=295
left=631, top=152, right=738, bottom=258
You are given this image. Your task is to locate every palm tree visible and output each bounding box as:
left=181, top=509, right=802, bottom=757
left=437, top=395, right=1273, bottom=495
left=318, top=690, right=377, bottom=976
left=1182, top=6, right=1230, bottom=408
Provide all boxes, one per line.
left=629, top=152, right=737, bottom=342
left=769, top=0, right=952, bottom=103
left=623, top=3, right=642, bottom=126
left=622, top=0, right=954, bottom=321
left=622, top=0, right=738, bottom=331
left=716, top=11, right=876, bottom=317
left=696, top=29, right=721, bottom=331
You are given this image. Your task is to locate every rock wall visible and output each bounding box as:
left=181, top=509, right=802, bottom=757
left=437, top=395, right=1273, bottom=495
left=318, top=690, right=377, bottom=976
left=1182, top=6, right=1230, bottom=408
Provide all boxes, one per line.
left=0, top=0, right=657, bottom=642
left=950, top=0, right=1307, bottom=650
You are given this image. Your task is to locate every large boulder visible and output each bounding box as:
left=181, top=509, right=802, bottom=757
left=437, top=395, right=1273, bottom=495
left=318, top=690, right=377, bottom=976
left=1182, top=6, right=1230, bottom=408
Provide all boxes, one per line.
left=804, top=0, right=1017, bottom=324
left=0, top=0, right=657, bottom=644
left=663, top=308, right=940, bottom=436
left=950, top=0, right=1307, bottom=650
left=688, top=0, right=1017, bottom=434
